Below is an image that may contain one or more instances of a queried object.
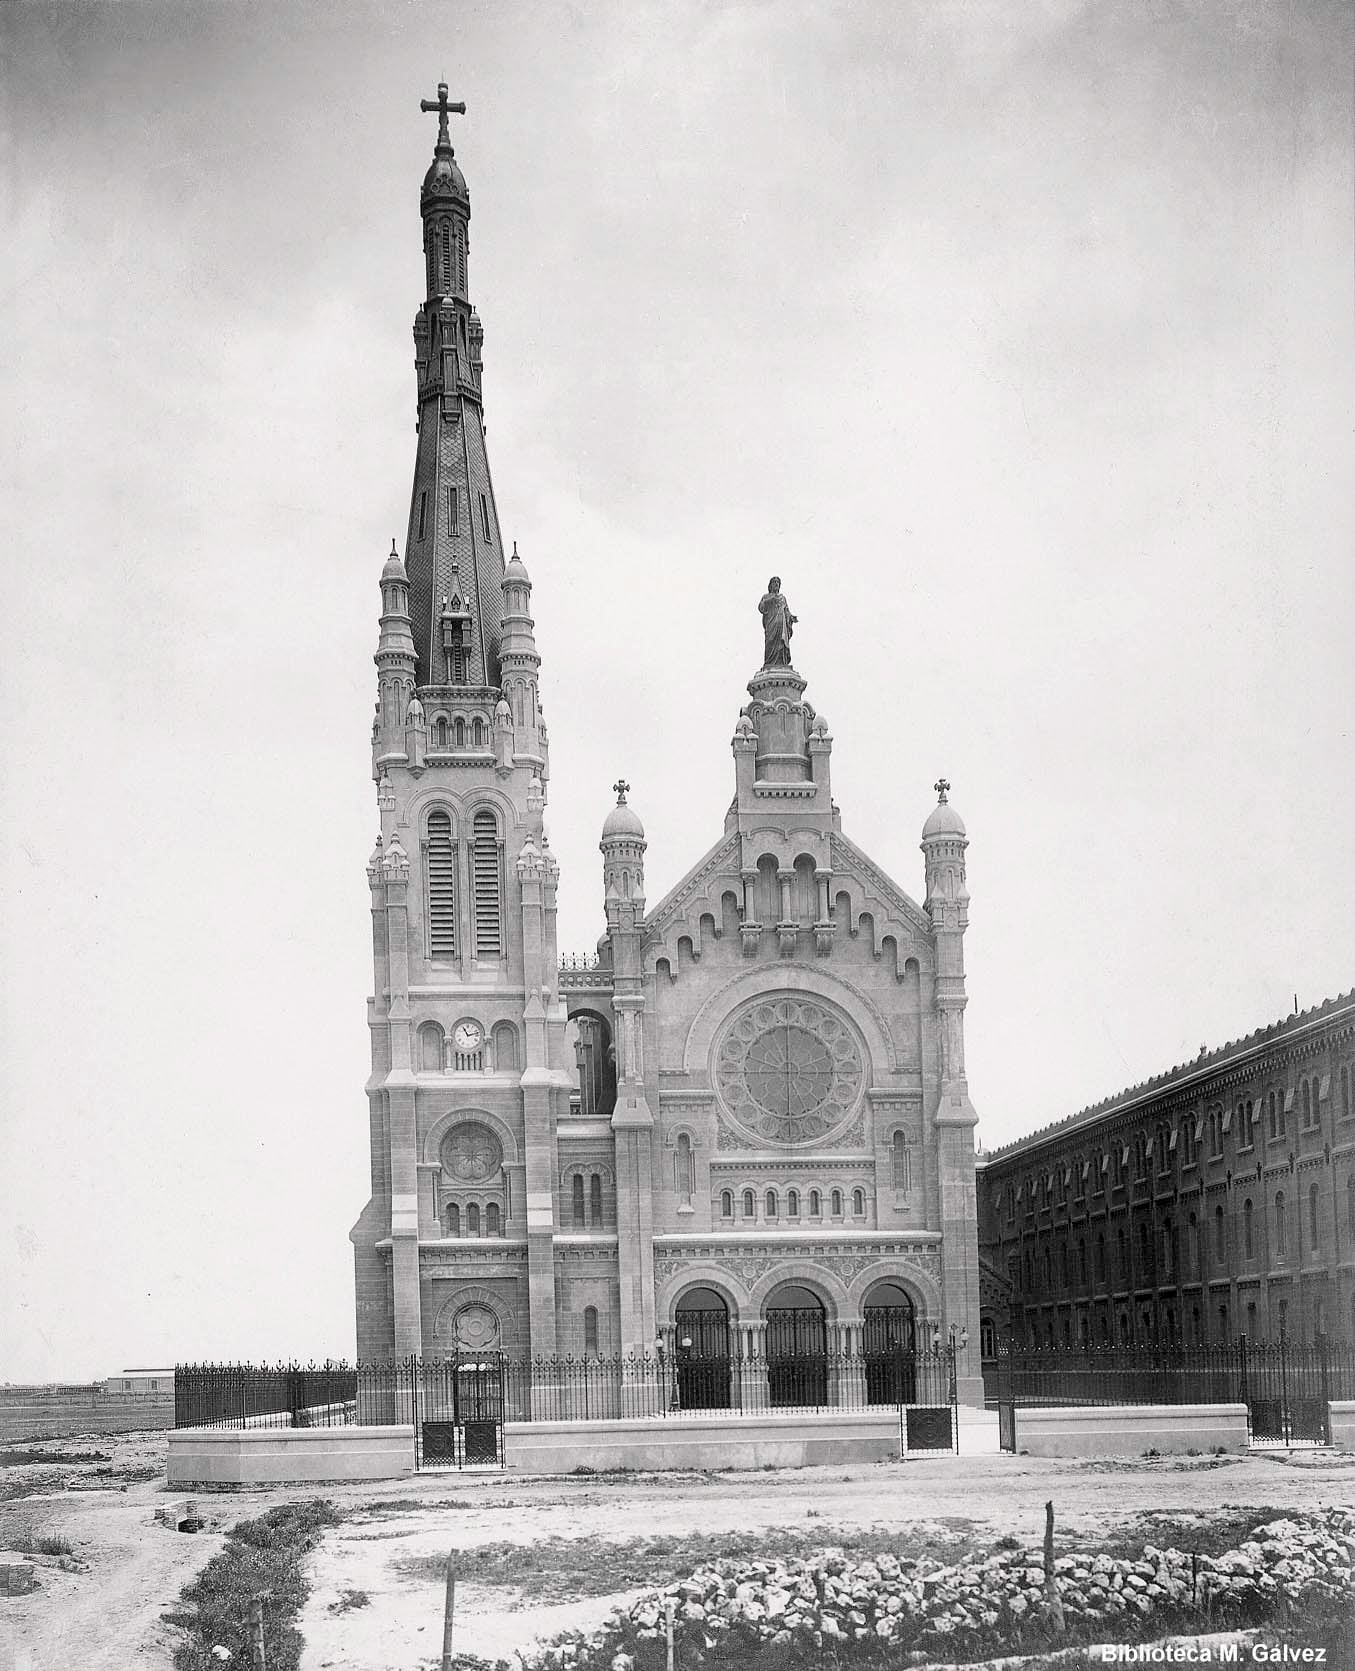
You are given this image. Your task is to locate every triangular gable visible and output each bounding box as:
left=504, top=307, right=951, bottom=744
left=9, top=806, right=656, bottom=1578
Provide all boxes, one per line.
left=642, top=832, right=742, bottom=939
left=827, top=830, right=931, bottom=936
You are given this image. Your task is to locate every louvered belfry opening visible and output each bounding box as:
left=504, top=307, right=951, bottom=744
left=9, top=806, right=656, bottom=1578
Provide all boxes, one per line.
left=472, top=809, right=503, bottom=958
left=426, top=811, right=457, bottom=958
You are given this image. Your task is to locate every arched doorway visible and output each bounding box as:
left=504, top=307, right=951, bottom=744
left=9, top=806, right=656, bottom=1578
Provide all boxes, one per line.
left=765, top=1283, right=828, bottom=1407
left=862, top=1280, right=917, bottom=1405
left=673, top=1285, right=732, bottom=1410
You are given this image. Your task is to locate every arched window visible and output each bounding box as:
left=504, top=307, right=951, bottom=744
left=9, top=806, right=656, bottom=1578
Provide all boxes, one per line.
left=1309, top=1182, right=1321, bottom=1251
left=830, top=1188, right=843, bottom=1217
left=1301, top=1080, right=1311, bottom=1127
left=1341, top=1064, right=1351, bottom=1121
left=453, top=716, right=467, bottom=749
left=1095, top=1236, right=1105, bottom=1283
left=440, top=221, right=451, bottom=291
left=765, top=1188, right=778, bottom=1219
left=584, top=1305, right=599, bottom=1355
left=1275, top=1191, right=1287, bottom=1256
left=787, top=1188, right=800, bottom=1217
left=589, top=1172, right=603, bottom=1226
left=467, top=1203, right=480, bottom=1236
left=852, top=1188, right=865, bottom=1216
left=419, top=1021, right=445, bottom=1072
left=1214, top=1205, right=1226, bottom=1259
left=471, top=717, right=486, bottom=749
left=720, top=1190, right=733, bottom=1219
left=1138, top=1222, right=1151, bottom=1273
left=1267, top=1091, right=1277, bottom=1139
left=891, top=1131, right=910, bottom=1192
left=1161, top=1221, right=1173, bottom=1278
left=426, top=811, right=456, bottom=958
left=1116, top=1227, right=1128, bottom=1281
left=1243, top=1198, right=1254, bottom=1258
left=1077, top=1239, right=1087, bottom=1284
left=1348, top=1176, right=1355, bottom=1237
left=1043, top=1248, right=1052, bottom=1286
left=1059, top=1243, right=1069, bottom=1286
left=471, top=809, right=502, bottom=958
left=1188, top=1213, right=1199, bottom=1271
left=491, top=1021, right=518, bottom=1070
left=809, top=1189, right=821, bottom=1217
left=675, top=1134, right=694, bottom=1206
left=447, top=1202, right=460, bottom=1236
left=572, top=1174, right=585, bottom=1227
left=486, top=1202, right=501, bottom=1236
left=743, top=1188, right=755, bottom=1218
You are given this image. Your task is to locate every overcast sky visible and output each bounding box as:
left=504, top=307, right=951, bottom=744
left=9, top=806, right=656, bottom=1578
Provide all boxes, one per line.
left=2, top=0, right=1351, bottom=1380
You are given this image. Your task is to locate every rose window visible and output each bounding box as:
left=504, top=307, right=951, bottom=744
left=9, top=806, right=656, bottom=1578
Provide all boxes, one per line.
left=714, top=996, right=862, bottom=1145
left=442, top=1122, right=502, bottom=1182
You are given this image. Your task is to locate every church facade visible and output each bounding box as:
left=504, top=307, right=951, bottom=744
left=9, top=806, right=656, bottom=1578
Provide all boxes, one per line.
left=351, top=93, right=984, bottom=1402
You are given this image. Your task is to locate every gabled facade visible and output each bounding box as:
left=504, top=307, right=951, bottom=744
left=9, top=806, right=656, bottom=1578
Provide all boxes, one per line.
left=353, top=97, right=985, bottom=1401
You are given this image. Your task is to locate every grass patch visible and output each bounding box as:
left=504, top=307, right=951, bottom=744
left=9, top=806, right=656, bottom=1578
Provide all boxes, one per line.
left=327, top=1587, right=370, bottom=1614
left=4, top=1531, right=75, bottom=1556
left=1096, top=1505, right=1294, bottom=1563
left=164, top=1498, right=341, bottom=1671
left=0, top=1447, right=110, bottom=1466
left=393, top=1525, right=984, bottom=1604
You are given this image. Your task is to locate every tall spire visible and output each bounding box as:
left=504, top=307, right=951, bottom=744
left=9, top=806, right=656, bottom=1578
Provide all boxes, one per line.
left=401, top=93, right=508, bottom=689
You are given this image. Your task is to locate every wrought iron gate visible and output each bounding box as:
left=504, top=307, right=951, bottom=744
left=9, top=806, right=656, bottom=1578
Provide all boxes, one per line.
left=416, top=1353, right=506, bottom=1467
left=1241, top=1336, right=1331, bottom=1447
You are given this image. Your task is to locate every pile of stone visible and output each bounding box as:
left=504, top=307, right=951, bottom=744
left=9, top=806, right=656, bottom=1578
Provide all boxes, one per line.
left=528, top=1510, right=1354, bottom=1667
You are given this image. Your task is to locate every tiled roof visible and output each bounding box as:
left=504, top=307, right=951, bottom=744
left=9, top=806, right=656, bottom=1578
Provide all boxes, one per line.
left=986, top=989, right=1354, bottom=1163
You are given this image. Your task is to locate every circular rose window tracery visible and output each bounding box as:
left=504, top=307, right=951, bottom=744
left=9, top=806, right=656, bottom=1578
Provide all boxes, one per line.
left=442, top=1122, right=502, bottom=1182
left=714, top=995, right=863, bottom=1145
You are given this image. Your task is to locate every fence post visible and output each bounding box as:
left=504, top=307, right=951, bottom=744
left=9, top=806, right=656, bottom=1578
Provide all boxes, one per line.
left=1318, top=1333, right=1331, bottom=1444
left=1238, top=1333, right=1250, bottom=1441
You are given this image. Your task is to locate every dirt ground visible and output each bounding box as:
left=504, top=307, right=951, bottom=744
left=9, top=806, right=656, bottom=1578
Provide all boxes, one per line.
left=2, top=1432, right=1353, bottom=1671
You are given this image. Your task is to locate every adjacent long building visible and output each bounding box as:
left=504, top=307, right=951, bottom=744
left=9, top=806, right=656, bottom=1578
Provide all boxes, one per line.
left=976, top=991, right=1355, bottom=1352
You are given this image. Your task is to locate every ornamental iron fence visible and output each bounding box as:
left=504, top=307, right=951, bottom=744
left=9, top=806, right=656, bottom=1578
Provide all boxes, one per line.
left=983, top=1335, right=1354, bottom=1451
left=175, top=1343, right=960, bottom=1466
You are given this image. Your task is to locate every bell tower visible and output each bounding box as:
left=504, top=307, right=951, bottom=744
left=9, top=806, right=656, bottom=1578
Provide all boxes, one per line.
left=352, top=92, right=572, bottom=1362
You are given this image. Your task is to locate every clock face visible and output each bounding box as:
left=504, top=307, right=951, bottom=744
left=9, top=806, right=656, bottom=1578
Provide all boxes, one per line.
left=453, top=1019, right=484, bottom=1053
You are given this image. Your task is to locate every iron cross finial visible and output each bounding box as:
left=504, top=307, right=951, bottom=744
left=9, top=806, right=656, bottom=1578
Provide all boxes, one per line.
left=935, top=777, right=950, bottom=803
left=613, top=779, right=630, bottom=804
left=419, top=82, right=466, bottom=150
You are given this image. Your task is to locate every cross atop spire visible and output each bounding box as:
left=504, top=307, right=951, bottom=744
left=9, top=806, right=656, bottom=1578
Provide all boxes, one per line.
left=934, top=777, right=950, bottom=803
left=613, top=779, right=631, bottom=804
left=419, top=82, right=466, bottom=151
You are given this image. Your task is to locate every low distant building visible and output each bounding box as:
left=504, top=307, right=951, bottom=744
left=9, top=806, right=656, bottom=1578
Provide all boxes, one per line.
left=106, top=1369, right=175, bottom=1394
left=977, top=992, right=1355, bottom=1352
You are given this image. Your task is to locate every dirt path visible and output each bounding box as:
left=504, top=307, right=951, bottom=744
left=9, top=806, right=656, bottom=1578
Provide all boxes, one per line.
left=297, top=1450, right=1355, bottom=1670
left=0, top=1434, right=227, bottom=1671
left=3, top=1435, right=1353, bottom=1671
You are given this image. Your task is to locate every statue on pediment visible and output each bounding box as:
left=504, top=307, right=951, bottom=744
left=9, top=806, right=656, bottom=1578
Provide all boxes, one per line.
left=759, top=576, right=796, bottom=668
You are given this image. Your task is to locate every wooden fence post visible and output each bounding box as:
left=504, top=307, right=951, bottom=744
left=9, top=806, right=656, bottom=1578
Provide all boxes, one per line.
left=1043, top=1500, right=1065, bottom=1634
left=441, top=1555, right=457, bottom=1671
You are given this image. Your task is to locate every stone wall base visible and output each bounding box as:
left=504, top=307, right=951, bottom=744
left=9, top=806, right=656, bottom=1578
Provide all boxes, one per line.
left=167, top=1426, right=416, bottom=1486
left=1015, top=1403, right=1248, bottom=1458
left=1329, top=1400, right=1355, bottom=1452
left=503, top=1407, right=998, bottom=1472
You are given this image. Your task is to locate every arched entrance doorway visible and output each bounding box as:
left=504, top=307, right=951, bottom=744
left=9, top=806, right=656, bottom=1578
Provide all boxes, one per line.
left=673, top=1286, right=732, bottom=1409
left=765, top=1284, right=828, bottom=1407
left=862, top=1280, right=917, bottom=1405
